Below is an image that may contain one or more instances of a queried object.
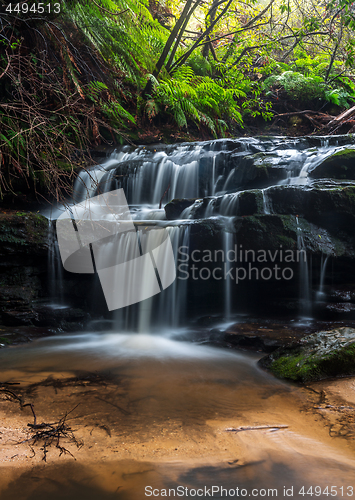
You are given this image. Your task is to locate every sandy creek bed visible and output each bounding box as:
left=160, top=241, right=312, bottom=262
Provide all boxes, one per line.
left=0, top=332, right=354, bottom=499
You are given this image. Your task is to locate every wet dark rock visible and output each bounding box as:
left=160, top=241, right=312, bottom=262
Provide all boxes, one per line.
left=259, top=326, right=355, bottom=382
left=267, top=184, right=355, bottom=239
left=308, top=148, right=355, bottom=179
left=233, top=214, right=342, bottom=255
left=165, top=199, right=197, bottom=219
left=327, top=285, right=355, bottom=303
left=2, top=310, right=38, bottom=327
left=32, top=304, right=89, bottom=329
left=221, top=322, right=307, bottom=352
left=0, top=211, right=48, bottom=254
left=0, top=325, right=59, bottom=346
left=0, top=212, right=49, bottom=325
left=325, top=303, right=355, bottom=316
left=223, top=332, right=281, bottom=352
left=238, top=190, right=264, bottom=215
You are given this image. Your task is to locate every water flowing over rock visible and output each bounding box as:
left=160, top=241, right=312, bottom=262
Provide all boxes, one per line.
left=60, top=136, right=355, bottom=325
left=6, top=135, right=355, bottom=333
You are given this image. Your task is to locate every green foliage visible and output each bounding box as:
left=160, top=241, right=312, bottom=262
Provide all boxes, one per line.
left=325, top=88, right=354, bottom=107
left=187, top=54, right=212, bottom=76
left=2, top=0, right=355, bottom=200
left=264, top=68, right=355, bottom=107
left=145, top=65, right=248, bottom=136
left=264, top=71, right=325, bottom=102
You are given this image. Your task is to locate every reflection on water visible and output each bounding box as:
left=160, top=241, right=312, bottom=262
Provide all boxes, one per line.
left=0, top=331, right=354, bottom=499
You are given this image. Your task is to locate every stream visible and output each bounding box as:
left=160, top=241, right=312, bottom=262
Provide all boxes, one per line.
left=1, top=136, right=355, bottom=498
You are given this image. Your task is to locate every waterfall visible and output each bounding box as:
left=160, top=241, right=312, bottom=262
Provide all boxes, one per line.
left=48, top=135, right=355, bottom=330
left=47, top=221, right=64, bottom=305
left=289, top=145, right=349, bottom=186
left=316, top=254, right=330, bottom=303
left=136, top=224, right=191, bottom=331
left=222, top=219, right=235, bottom=320
left=211, top=155, right=216, bottom=196
left=296, top=217, right=312, bottom=319
left=220, top=192, right=240, bottom=216
left=72, top=138, right=355, bottom=207
left=104, top=223, right=191, bottom=332
left=262, top=188, right=272, bottom=214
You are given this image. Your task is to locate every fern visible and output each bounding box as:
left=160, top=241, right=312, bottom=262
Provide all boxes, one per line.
left=148, top=67, right=246, bottom=136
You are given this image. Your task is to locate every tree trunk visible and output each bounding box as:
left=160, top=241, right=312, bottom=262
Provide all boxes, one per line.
left=202, top=0, right=219, bottom=59
left=165, top=0, right=201, bottom=73
left=142, top=0, right=195, bottom=97
left=222, top=0, right=276, bottom=64
left=169, top=0, right=234, bottom=73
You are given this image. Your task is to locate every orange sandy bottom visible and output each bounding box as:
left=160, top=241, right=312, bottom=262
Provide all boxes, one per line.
left=0, top=336, right=354, bottom=499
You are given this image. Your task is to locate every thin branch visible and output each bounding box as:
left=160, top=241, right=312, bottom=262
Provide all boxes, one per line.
left=0, top=51, right=11, bottom=80
left=91, top=0, right=129, bottom=17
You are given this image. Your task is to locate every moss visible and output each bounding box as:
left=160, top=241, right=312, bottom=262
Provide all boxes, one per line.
left=330, top=148, right=355, bottom=158
left=276, top=235, right=296, bottom=247
left=265, top=342, right=355, bottom=383
left=256, top=163, right=269, bottom=177
left=0, top=212, right=48, bottom=249
left=270, top=353, right=322, bottom=382
left=310, top=148, right=355, bottom=180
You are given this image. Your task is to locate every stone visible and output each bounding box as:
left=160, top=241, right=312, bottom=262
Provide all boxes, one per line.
left=308, top=148, right=355, bottom=179
left=165, top=199, right=198, bottom=219
left=259, top=327, right=355, bottom=382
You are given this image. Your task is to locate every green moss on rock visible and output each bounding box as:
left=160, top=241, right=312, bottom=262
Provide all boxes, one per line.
left=309, top=148, right=355, bottom=179
left=0, top=212, right=48, bottom=252
left=259, top=327, right=355, bottom=383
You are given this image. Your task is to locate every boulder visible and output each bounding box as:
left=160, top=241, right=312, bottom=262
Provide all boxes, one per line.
left=165, top=199, right=198, bottom=219
left=259, top=327, right=355, bottom=382
left=308, top=148, right=355, bottom=179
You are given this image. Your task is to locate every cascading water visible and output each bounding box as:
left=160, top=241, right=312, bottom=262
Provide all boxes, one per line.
left=220, top=192, right=240, bottom=216
left=316, top=254, right=330, bottom=303
left=223, top=223, right=234, bottom=321
left=296, top=216, right=312, bottom=319
left=52, top=135, right=355, bottom=326
left=262, top=187, right=272, bottom=214
left=47, top=221, right=64, bottom=305
left=4, top=136, right=355, bottom=499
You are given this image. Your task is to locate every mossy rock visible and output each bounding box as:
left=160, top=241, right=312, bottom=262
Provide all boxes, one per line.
left=165, top=199, right=198, bottom=219
left=309, top=149, right=355, bottom=180
left=238, top=190, right=264, bottom=215
left=259, top=327, right=355, bottom=382
left=0, top=211, right=48, bottom=253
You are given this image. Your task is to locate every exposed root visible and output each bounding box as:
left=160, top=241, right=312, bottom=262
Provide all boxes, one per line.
left=0, top=384, right=83, bottom=461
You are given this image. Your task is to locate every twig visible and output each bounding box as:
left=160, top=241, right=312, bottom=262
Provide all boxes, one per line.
left=0, top=52, right=11, bottom=80
left=225, top=425, right=289, bottom=432
left=91, top=0, right=129, bottom=16
left=159, top=182, right=170, bottom=209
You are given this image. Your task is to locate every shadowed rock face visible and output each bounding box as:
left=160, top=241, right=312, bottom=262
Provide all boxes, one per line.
left=0, top=213, right=90, bottom=332
left=259, top=327, right=355, bottom=382
left=0, top=212, right=48, bottom=324
left=308, top=148, right=355, bottom=179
